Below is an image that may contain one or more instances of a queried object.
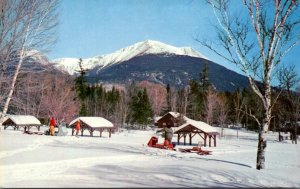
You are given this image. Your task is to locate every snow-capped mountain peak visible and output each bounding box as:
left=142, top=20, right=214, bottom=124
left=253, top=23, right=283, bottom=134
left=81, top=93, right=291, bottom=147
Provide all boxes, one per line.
left=52, top=40, right=208, bottom=75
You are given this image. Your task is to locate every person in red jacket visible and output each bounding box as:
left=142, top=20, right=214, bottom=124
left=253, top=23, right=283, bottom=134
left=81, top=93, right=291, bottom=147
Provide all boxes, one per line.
left=49, top=117, right=56, bottom=136
left=75, top=120, right=81, bottom=136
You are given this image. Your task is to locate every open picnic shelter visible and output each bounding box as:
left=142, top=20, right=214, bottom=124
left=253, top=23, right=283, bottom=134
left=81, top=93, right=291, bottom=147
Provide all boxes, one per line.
left=2, top=115, right=42, bottom=132
left=174, top=118, right=219, bottom=147
left=69, top=117, right=114, bottom=137
left=156, top=112, right=219, bottom=147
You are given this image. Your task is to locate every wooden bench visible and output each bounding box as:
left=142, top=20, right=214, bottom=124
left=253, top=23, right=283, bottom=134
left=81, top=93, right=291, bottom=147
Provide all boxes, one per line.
left=178, top=146, right=212, bottom=155
left=24, top=131, right=45, bottom=135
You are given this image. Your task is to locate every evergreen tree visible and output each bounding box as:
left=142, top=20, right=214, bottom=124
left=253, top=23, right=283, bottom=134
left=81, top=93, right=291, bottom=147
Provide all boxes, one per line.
left=141, top=88, right=153, bottom=125
left=186, top=63, right=211, bottom=121
left=161, top=84, right=172, bottom=115
left=129, top=88, right=153, bottom=129
left=79, top=103, right=88, bottom=116
left=74, top=58, right=88, bottom=116
left=199, top=62, right=211, bottom=93
left=74, top=58, right=87, bottom=101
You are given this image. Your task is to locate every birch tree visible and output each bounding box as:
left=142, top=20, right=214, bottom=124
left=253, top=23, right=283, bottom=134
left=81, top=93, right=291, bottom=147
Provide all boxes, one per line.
left=0, top=0, right=59, bottom=129
left=201, top=0, right=300, bottom=169
left=217, top=93, right=228, bottom=137
left=205, top=87, right=218, bottom=125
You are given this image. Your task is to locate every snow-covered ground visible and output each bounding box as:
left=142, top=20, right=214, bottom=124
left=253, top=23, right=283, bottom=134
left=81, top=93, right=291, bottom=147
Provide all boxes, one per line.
left=0, top=126, right=299, bottom=188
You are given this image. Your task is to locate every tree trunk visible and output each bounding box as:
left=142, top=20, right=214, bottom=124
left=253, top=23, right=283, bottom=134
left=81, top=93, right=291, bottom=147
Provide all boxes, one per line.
left=256, top=122, right=267, bottom=170
left=294, top=124, right=297, bottom=144
left=0, top=50, right=25, bottom=129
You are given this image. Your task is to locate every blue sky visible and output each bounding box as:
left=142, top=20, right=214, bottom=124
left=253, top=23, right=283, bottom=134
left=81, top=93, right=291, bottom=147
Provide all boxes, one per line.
left=48, top=0, right=300, bottom=77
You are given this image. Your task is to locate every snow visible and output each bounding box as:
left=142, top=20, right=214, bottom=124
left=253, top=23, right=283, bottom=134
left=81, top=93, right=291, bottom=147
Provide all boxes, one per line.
left=0, top=127, right=299, bottom=188
left=175, top=117, right=218, bottom=134
left=2, top=115, right=41, bottom=125
left=51, top=40, right=209, bottom=75
left=166, top=111, right=181, bottom=118
left=158, top=112, right=218, bottom=134
left=69, top=117, right=114, bottom=128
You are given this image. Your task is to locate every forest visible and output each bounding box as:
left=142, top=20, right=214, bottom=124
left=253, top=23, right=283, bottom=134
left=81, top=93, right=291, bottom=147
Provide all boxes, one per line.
left=6, top=59, right=299, bottom=139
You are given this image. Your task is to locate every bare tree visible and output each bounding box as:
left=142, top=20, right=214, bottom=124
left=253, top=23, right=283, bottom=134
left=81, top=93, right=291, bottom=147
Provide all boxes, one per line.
left=201, top=0, right=300, bottom=169
left=183, top=85, right=190, bottom=116
left=205, top=87, right=218, bottom=125
left=0, top=0, right=59, bottom=129
left=277, top=65, right=300, bottom=144
left=40, top=72, right=78, bottom=123
left=217, top=93, right=228, bottom=137
left=170, top=86, right=178, bottom=112
left=233, top=90, right=245, bottom=128
left=138, top=81, right=167, bottom=116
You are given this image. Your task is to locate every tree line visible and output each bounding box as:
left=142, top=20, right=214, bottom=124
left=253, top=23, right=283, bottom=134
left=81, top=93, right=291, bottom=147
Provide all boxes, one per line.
left=73, top=59, right=299, bottom=137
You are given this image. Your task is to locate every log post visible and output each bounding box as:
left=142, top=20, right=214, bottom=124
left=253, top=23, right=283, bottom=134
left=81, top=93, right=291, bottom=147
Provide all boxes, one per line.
left=204, top=133, right=207, bottom=147
left=90, top=129, right=93, bottom=137
left=214, top=135, right=216, bottom=147
left=109, top=128, right=112, bottom=138
left=100, top=128, right=103, bottom=137
left=184, top=134, right=186, bottom=145
left=177, top=133, right=180, bottom=144
left=189, top=133, right=192, bottom=145
left=209, top=135, right=211, bottom=147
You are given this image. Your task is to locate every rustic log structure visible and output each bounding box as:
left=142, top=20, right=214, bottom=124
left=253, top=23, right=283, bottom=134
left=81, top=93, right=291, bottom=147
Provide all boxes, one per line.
left=2, top=115, right=41, bottom=132
left=156, top=112, right=219, bottom=147
left=68, top=117, right=114, bottom=138
left=174, top=124, right=219, bottom=147
left=155, top=112, right=181, bottom=128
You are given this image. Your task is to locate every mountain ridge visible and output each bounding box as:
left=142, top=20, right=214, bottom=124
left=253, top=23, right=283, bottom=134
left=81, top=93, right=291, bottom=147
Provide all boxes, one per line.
left=51, top=40, right=208, bottom=75
left=50, top=40, right=251, bottom=92
left=85, top=54, right=250, bottom=92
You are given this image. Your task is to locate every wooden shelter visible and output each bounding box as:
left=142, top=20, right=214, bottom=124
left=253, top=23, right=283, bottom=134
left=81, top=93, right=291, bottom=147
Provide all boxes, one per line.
left=2, top=115, right=42, bottom=132
left=174, top=118, right=219, bottom=147
left=155, top=112, right=219, bottom=147
left=68, top=117, right=114, bottom=137
left=155, top=112, right=182, bottom=128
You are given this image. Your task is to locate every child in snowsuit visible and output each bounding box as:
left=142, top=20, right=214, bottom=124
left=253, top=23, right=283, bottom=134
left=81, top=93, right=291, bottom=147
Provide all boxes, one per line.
left=49, top=117, right=56, bottom=136
left=75, top=120, right=81, bottom=136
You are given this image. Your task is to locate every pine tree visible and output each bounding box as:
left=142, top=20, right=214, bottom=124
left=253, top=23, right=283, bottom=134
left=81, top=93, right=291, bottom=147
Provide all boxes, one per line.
left=187, top=64, right=210, bottom=121
left=74, top=58, right=88, bottom=116
left=79, top=103, right=88, bottom=116
left=129, top=88, right=153, bottom=129
left=74, top=58, right=87, bottom=101
left=141, top=88, right=153, bottom=126
left=199, top=62, right=211, bottom=93
left=161, top=84, right=172, bottom=115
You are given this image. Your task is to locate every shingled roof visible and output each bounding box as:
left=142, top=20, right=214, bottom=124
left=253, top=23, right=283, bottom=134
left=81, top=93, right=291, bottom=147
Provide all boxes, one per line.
left=69, top=117, right=114, bottom=128
left=2, top=115, right=41, bottom=126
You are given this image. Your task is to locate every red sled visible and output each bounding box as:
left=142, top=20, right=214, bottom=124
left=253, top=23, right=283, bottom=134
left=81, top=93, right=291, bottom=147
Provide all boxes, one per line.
left=147, top=136, right=175, bottom=150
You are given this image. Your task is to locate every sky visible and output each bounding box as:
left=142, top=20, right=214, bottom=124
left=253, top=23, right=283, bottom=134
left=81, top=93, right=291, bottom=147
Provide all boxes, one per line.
left=48, top=0, right=300, bottom=78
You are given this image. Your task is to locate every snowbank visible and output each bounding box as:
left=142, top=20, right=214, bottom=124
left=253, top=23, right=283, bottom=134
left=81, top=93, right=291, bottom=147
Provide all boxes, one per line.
left=0, top=127, right=299, bottom=188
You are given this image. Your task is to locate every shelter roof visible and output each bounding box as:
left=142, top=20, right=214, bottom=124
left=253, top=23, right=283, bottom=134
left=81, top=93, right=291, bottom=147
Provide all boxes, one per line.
left=156, top=111, right=182, bottom=122
left=154, top=116, right=162, bottom=123
left=174, top=117, right=219, bottom=135
left=69, top=117, right=114, bottom=128
left=2, top=115, right=41, bottom=126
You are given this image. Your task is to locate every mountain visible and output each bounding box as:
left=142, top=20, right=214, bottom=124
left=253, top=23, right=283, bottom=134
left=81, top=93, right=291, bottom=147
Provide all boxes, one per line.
left=52, top=40, right=250, bottom=92
left=51, top=40, right=207, bottom=75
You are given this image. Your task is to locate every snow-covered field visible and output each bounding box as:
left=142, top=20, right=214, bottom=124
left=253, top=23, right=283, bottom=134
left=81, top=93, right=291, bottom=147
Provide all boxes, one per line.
left=0, top=126, right=299, bottom=188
